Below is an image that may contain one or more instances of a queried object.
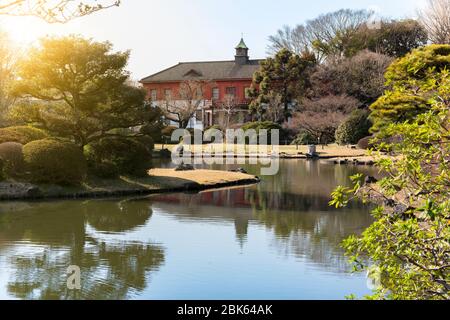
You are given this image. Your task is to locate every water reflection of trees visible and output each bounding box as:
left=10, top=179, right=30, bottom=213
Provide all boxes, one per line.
left=0, top=200, right=165, bottom=300
left=151, top=160, right=375, bottom=272
left=155, top=188, right=372, bottom=272
left=245, top=161, right=374, bottom=272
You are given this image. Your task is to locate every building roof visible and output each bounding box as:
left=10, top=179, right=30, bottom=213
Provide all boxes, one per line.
left=140, top=59, right=263, bottom=83
left=235, top=38, right=249, bottom=50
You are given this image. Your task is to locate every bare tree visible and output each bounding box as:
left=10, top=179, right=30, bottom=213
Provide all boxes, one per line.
left=217, top=94, right=239, bottom=130
left=162, top=80, right=212, bottom=129
left=0, top=0, right=120, bottom=23
left=267, top=9, right=372, bottom=60
left=267, top=25, right=312, bottom=55
left=309, top=50, right=393, bottom=105
left=0, top=31, right=17, bottom=126
left=293, top=95, right=359, bottom=144
left=418, top=0, right=450, bottom=44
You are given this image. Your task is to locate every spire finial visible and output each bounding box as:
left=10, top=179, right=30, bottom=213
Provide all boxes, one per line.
left=235, top=37, right=249, bottom=50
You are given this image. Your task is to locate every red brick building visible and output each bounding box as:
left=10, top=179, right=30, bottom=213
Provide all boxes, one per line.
left=140, top=38, right=263, bottom=129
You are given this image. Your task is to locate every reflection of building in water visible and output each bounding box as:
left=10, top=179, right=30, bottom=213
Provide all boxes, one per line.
left=150, top=184, right=373, bottom=273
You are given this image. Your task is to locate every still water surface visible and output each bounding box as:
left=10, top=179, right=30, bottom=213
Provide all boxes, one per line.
left=0, top=160, right=376, bottom=300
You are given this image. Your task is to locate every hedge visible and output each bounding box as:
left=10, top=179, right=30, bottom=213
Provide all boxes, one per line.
left=241, top=121, right=283, bottom=144
left=0, top=142, right=25, bottom=177
left=0, top=126, right=48, bottom=145
left=23, top=139, right=86, bottom=185
left=86, top=137, right=152, bottom=177
left=335, top=110, right=372, bottom=145
left=291, top=130, right=318, bottom=145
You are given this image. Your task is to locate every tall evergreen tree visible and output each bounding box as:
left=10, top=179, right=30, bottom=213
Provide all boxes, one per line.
left=11, top=36, right=160, bottom=148
left=248, top=49, right=316, bottom=122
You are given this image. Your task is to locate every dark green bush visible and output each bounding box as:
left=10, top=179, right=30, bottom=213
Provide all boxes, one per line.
left=89, top=160, right=119, bottom=179
left=0, top=126, right=48, bottom=145
left=23, top=139, right=86, bottom=185
left=291, top=130, right=318, bottom=145
left=86, top=137, right=152, bottom=177
left=335, top=110, right=372, bottom=145
left=136, top=135, right=155, bottom=152
left=0, top=158, right=5, bottom=181
left=0, top=142, right=25, bottom=177
left=241, top=121, right=283, bottom=144
left=241, top=121, right=282, bottom=132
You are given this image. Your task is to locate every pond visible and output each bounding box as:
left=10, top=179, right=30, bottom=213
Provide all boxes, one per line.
left=0, top=160, right=377, bottom=300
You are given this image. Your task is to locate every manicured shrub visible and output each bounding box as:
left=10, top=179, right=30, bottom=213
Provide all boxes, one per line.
left=241, top=121, right=283, bottom=144
left=89, top=160, right=119, bottom=179
left=370, top=45, right=450, bottom=132
left=241, top=121, right=282, bottom=132
left=136, top=135, right=155, bottom=152
left=0, top=126, right=48, bottom=145
left=0, top=158, right=5, bottom=181
left=23, top=139, right=87, bottom=185
left=357, top=136, right=374, bottom=150
left=0, top=142, right=25, bottom=176
left=291, top=130, right=317, bottom=145
left=335, top=110, right=372, bottom=145
left=86, top=137, right=152, bottom=177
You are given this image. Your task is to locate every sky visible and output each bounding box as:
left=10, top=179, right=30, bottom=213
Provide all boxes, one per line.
left=0, top=0, right=428, bottom=80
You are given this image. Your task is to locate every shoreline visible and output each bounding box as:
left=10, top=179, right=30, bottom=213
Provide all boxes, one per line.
left=154, top=152, right=377, bottom=166
left=0, top=169, right=260, bottom=202
left=153, top=144, right=375, bottom=164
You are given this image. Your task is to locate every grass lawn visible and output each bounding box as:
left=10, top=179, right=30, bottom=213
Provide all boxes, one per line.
left=155, top=143, right=367, bottom=158
left=0, top=169, right=259, bottom=200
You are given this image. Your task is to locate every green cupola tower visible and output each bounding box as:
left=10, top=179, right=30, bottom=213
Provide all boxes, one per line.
left=235, top=38, right=249, bottom=65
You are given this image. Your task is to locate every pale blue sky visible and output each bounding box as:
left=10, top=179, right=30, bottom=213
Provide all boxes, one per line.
left=0, top=0, right=426, bottom=79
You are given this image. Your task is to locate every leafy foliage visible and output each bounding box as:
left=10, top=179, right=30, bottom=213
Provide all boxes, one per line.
left=291, top=130, right=317, bottom=145
left=241, top=121, right=282, bottom=144
left=344, top=19, right=428, bottom=58
left=11, top=36, right=160, bottom=148
left=331, top=56, right=450, bottom=299
left=0, top=125, right=48, bottom=144
left=0, top=31, right=17, bottom=127
left=86, top=137, right=152, bottom=177
left=335, top=110, right=372, bottom=145
left=370, top=44, right=450, bottom=132
left=0, top=142, right=24, bottom=177
left=248, top=49, right=316, bottom=121
left=23, top=139, right=86, bottom=185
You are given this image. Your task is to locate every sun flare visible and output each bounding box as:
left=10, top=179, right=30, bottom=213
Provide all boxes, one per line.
left=0, top=15, right=53, bottom=45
